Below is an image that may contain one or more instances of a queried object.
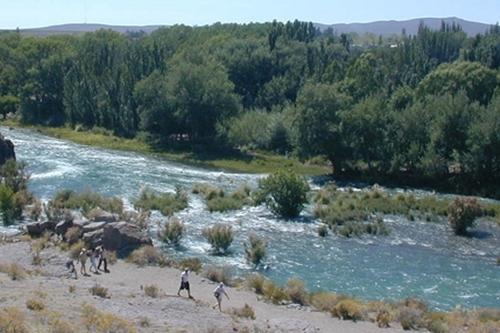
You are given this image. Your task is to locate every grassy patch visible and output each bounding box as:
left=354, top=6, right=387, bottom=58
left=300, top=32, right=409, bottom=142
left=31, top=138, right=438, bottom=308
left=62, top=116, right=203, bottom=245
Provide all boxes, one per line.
left=143, top=285, right=159, bottom=298
left=158, top=217, right=185, bottom=245
left=3, top=121, right=328, bottom=175
left=232, top=304, right=256, bottom=320
left=0, top=262, right=26, bottom=280
left=48, top=189, right=123, bottom=216
left=89, top=283, right=109, bottom=298
left=134, top=187, right=188, bottom=217
left=81, top=304, right=137, bottom=333
left=202, top=224, right=234, bottom=254
left=0, top=307, right=28, bottom=333
left=127, top=246, right=170, bottom=267
left=203, top=265, right=234, bottom=286
left=193, top=183, right=253, bottom=213
left=174, top=257, right=203, bottom=273
left=26, top=298, right=45, bottom=311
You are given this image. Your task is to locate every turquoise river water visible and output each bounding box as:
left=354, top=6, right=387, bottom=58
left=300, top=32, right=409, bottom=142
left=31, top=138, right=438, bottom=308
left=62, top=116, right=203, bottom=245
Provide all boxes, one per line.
left=1, top=126, right=499, bottom=311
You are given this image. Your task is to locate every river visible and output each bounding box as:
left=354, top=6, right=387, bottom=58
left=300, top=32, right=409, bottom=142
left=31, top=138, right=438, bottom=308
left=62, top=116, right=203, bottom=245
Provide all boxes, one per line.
left=1, top=126, right=499, bottom=311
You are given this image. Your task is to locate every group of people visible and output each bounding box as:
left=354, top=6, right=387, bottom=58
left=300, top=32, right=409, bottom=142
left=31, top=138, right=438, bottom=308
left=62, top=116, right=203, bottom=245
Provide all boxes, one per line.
left=66, top=252, right=230, bottom=312
left=177, top=268, right=230, bottom=312
left=65, top=245, right=109, bottom=279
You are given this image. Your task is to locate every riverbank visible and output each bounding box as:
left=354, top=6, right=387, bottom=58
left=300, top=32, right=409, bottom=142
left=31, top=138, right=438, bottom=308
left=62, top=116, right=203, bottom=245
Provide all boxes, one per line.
left=0, top=238, right=410, bottom=333
left=0, top=120, right=329, bottom=176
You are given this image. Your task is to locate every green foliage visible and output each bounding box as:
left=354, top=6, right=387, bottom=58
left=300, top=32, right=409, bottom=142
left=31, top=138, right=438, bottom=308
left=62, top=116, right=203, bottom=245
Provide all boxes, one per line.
left=244, top=234, right=267, bottom=267
left=447, top=197, right=483, bottom=235
left=48, top=189, right=123, bottom=216
left=193, top=183, right=252, bottom=213
left=202, top=224, right=234, bottom=254
left=158, top=217, right=184, bottom=245
left=0, top=95, right=19, bottom=119
left=255, top=170, right=309, bottom=218
left=134, top=187, right=188, bottom=216
left=0, top=161, right=31, bottom=225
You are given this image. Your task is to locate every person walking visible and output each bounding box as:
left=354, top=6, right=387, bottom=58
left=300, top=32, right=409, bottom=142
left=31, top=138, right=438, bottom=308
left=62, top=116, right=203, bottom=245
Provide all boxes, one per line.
left=65, top=258, right=77, bottom=279
left=97, top=246, right=109, bottom=273
left=212, top=282, right=229, bottom=312
left=89, top=247, right=99, bottom=274
left=177, top=268, right=192, bottom=298
left=78, top=248, right=89, bottom=276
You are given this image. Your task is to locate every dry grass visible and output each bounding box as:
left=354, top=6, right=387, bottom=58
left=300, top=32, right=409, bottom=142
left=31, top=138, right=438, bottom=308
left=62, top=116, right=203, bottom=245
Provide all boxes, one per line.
left=310, top=292, right=340, bottom=313
left=0, top=262, right=27, bottom=280
left=144, top=284, right=159, bottom=298
left=45, top=311, right=76, bottom=333
left=68, top=285, right=76, bottom=293
left=332, top=299, right=365, bottom=322
left=68, top=240, right=85, bottom=260
left=138, top=316, right=151, bottom=328
left=246, top=274, right=266, bottom=295
left=175, top=257, right=203, bottom=273
left=64, top=226, right=82, bottom=244
left=0, top=307, right=28, bottom=333
left=89, top=283, right=109, bottom=298
left=232, top=304, right=256, bottom=320
left=127, top=246, right=170, bottom=267
left=81, top=304, right=137, bottom=333
left=284, top=278, right=309, bottom=306
left=26, top=298, right=45, bottom=311
left=203, top=265, right=234, bottom=286
left=262, top=280, right=288, bottom=305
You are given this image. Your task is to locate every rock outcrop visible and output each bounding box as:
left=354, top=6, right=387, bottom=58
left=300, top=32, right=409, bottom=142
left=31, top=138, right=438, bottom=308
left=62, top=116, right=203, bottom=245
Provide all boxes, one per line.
left=25, top=221, right=56, bottom=237
left=102, top=222, right=152, bottom=255
left=0, top=133, right=15, bottom=166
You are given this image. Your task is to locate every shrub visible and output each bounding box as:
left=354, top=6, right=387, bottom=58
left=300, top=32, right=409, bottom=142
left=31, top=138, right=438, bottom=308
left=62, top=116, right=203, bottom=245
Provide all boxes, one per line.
left=26, top=198, right=42, bottom=221
left=318, top=224, right=328, bottom=237
left=69, top=285, right=76, bottom=293
left=206, top=196, right=246, bottom=212
left=138, top=317, right=150, bottom=328
left=203, top=265, right=233, bottom=286
left=332, top=299, right=364, bottom=321
left=255, top=170, right=309, bottom=218
left=81, top=304, right=137, bottom=333
left=202, top=224, right=233, bottom=254
left=134, top=186, right=188, bottom=216
left=192, top=183, right=224, bottom=200
left=246, top=274, right=266, bottom=295
left=284, top=278, right=309, bottom=306
left=448, top=197, right=483, bottom=235
left=122, top=210, right=150, bottom=230
left=68, top=240, right=85, bottom=260
left=144, top=285, right=159, bottom=298
left=244, top=234, right=267, bottom=267
left=0, top=307, right=28, bottom=333
left=0, top=184, right=16, bottom=225
left=376, top=310, right=391, bottom=328
left=262, top=280, right=288, bottom=304
left=127, top=246, right=169, bottom=267
left=398, top=307, right=424, bottom=330
left=26, top=298, right=45, bottom=311
left=158, top=217, right=184, bottom=245
left=232, top=304, right=256, bottom=320
left=48, top=189, right=123, bottom=216
left=89, top=283, right=109, bottom=298
left=0, top=263, right=26, bottom=280
left=176, top=257, right=203, bottom=273
left=46, top=311, right=75, bottom=333
left=64, top=226, right=82, bottom=244
left=310, top=292, right=340, bottom=313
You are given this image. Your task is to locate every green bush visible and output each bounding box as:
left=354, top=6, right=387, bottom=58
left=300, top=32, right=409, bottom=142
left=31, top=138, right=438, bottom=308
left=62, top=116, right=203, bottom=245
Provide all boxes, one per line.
left=255, top=169, right=309, bottom=218
left=158, top=217, right=184, bottom=245
left=48, top=189, right=123, bottom=216
left=0, top=184, right=15, bottom=225
left=134, top=187, right=188, bottom=216
left=194, top=183, right=252, bottom=212
left=206, top=196, right=245, bottom=212
left=244, top=234, right=267, bottom=267
left=202, top=224, right=233, bottom=254
left=448, top=197, right=483, bottom=235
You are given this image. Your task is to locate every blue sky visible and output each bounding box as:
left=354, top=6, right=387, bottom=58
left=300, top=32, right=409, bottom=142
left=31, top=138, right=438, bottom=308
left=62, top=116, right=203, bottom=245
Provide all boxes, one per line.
left=0, top=0, right=498, bottom=29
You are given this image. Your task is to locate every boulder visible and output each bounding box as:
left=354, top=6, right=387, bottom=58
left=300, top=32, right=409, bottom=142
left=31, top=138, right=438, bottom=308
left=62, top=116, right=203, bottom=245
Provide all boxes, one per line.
left=25, top=220, right=56, bottom=237
left=82, top=221, right=107, bottom=233
left=72, top=218, right=89, bottom=228
left=0, top=133, right=15, bottom=166
left=89, top=209, right=119, bottom=223
left=102, top=222, right=152, bottom=254
left=82, top=229, right=103, bottom=248
left=55, top=219, right=73, bottom=235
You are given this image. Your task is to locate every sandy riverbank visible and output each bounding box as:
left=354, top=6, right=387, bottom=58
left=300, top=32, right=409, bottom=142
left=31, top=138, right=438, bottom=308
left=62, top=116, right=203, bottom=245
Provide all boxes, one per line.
left=0, top=239, right=410, bottom=333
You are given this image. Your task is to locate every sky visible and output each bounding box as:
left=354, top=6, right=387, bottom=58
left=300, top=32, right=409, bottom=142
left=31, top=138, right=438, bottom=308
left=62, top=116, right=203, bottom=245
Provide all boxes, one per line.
left=0, top=0, right=498, bottom=29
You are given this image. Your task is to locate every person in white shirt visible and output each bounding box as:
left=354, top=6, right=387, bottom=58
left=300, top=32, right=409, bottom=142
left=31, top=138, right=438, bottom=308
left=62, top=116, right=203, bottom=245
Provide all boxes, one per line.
left=177, top=268, right=192, bottom=298
left=212, top=282, right=230, bottom=312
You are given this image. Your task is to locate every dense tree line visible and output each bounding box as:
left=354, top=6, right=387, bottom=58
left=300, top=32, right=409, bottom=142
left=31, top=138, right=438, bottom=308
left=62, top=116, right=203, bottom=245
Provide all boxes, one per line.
left=0, top=21, right=499, bottom=197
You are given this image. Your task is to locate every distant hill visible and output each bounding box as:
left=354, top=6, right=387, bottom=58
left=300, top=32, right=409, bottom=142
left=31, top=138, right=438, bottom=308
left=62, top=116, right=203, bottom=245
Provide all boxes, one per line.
left=316, top=17, right=492, bottom=36
left=19, top=23, right=164, bottom=36
left=12, top=17, right=494, bottom=37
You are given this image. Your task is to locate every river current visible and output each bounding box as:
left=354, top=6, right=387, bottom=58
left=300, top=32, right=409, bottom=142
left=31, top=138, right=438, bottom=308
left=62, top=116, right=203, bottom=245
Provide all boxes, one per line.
left=1, top=126, right=499, bottom=310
